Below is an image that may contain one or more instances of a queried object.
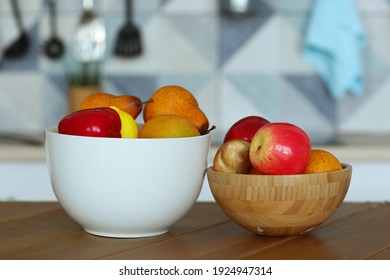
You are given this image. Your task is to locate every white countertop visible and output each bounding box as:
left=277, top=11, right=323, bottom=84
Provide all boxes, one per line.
left=1, top=134, right=390, bottom=162
left=0, top=143, right=46, bottom=161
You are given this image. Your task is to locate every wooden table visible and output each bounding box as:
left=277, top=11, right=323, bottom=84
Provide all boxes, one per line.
left=0, top=202, right=389, bottom=260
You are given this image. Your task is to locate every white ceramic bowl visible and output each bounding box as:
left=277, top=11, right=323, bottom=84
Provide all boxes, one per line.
left=45, top=127, right=211, bottom=238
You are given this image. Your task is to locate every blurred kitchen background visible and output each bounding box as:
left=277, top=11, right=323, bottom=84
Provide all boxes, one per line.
left=1, top=0, right=390, bottom=201
left=1, top=0, right=390, bottom=142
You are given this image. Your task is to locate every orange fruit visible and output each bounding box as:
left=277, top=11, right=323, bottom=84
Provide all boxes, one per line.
left=139, top=114, right=200, bottom=138
left=80, top=93, right=143, bottom=119
left=304, top=149, right=342, bottom=174
left=143, top=85, right=209, bottom=134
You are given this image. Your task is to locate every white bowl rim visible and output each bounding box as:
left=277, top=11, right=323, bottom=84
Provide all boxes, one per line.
left=45, top=126, right=212, bottom=141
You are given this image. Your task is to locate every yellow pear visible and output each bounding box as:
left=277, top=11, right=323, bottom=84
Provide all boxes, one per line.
left=139, top=114, right=201, bottom=138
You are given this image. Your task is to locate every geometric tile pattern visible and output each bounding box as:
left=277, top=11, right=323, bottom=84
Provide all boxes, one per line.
left=285, top=74, right=336, bottom=124
left=219, top=1, right=274, bottom=66
left=1, top=0, right=390, bottom=144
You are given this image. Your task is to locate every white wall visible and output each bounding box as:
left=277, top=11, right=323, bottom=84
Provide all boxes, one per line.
left=1, top=160, right=389, bottom=202
left=0, top=162, right=56, bottom=201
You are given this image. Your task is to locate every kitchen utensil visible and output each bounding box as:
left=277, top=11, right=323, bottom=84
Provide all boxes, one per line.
left=73, top=0, right=106, bottom=63
left=114, top=0, right=142, bottom=57
left=3, top=0, right=29, bottom=58
left=43, top=0, right=64, bottom=59
left=45, top=127, right=211, bottom=238
left=220, top=0, right=253, bottom=16
left=207, top=164, right=352, bottom=236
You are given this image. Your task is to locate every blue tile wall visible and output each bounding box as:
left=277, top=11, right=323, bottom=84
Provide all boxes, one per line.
left=1, top=0, right=390, bottom=144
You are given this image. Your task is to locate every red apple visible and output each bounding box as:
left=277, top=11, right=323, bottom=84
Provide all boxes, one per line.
left=224, top=116, right=270, bottom=143
left=213, top=140, right=252, bottom=174
left=249, top=167, right=262, bottom=175
left=249, top=123, right=311, bottom=175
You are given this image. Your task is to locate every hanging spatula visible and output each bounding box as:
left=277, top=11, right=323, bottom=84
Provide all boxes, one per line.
left=114, top=0, right=142, bottom=57
left=3, top=0, right=29, bottom=59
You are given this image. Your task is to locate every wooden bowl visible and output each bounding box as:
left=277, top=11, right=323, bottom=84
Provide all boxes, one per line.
left=207, top=164, right=352, bottom=236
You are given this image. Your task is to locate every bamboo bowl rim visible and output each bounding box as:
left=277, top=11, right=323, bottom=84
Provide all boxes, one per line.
left=207, top=163, right=352, bottom=181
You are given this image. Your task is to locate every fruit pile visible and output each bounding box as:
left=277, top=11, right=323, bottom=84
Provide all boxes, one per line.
left=213, top=116, right=342, bottom=175
left=58, top=85, right=210, bottom=139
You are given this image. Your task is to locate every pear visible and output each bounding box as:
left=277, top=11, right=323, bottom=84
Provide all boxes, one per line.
left=80, top=93, right=143, bottom=119
left=143, top=85, right=209, bottom=134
